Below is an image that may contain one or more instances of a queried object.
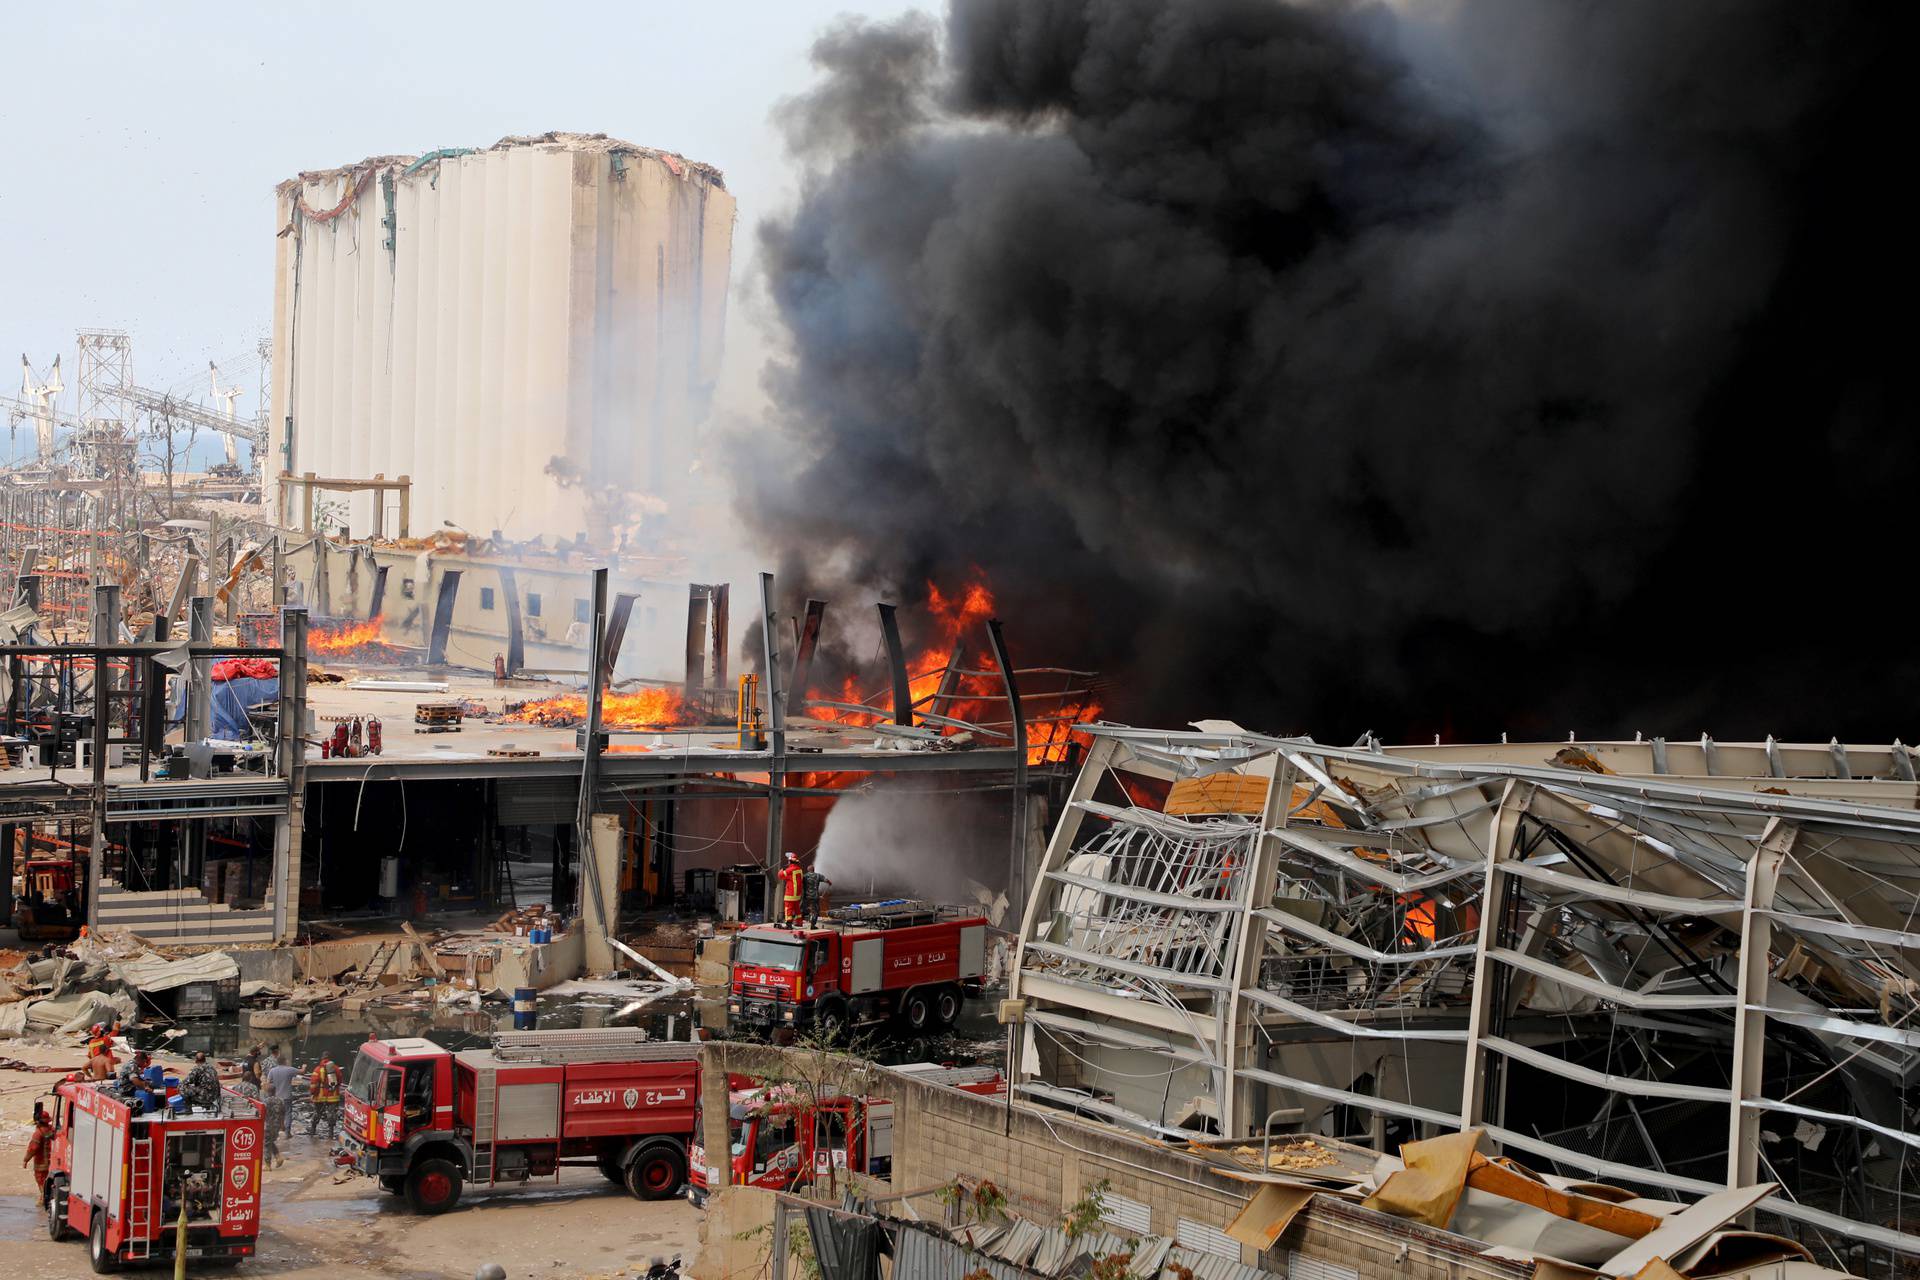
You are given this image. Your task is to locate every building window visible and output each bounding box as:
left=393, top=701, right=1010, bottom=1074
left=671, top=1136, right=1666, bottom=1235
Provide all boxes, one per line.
left=479, top=587, right=495, bottom=611
left=527, top=592, right=542, bottom=618
left=573, top=599, right=591, bottom=624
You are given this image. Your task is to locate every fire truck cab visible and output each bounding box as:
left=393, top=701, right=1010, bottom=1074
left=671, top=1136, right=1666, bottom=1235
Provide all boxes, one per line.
left=728, top=899, right=989, bottom=1037
left=685, top=1064, right=1004, bottom=1207
left=686, top=1084, right=890, bottom=1207
left=340, top=1029, right=700, bottom=1214
left=40, top=1075, right=264, bottom=1272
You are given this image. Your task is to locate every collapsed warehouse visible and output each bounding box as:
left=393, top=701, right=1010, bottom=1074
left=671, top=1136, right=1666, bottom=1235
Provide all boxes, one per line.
left=1005, top=726, right=1920, bottom=1272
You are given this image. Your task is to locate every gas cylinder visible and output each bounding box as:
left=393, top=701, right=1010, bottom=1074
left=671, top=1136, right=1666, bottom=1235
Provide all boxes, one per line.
left=367, top=716, right=383, bottom=755
left=330, top=720, right=349, bottom=756
left=348, top=716, right=364, bottom=756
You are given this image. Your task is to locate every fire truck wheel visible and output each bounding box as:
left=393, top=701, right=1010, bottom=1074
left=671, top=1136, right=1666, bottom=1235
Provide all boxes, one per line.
left=902, top=989, right=932, bottom=1032
left=817, top=997, right=849, bottom=1042
left=934, top=986, right=962, bottom=1026
left=626, top=1143, right=687, bottom=1201
left=88, top=1209, right=119, bottom=1273
left=45, top=1179, right=71, bottom=1241
left=406, top=1159, right=464, bottom=1215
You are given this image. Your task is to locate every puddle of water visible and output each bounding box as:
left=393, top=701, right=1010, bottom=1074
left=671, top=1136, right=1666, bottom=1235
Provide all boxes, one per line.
left=0, top=1195, right=42, bottom=1238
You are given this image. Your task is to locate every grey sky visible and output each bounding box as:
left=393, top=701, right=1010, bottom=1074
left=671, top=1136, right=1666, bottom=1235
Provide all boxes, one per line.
left=0, top=1, right=907, bottom=456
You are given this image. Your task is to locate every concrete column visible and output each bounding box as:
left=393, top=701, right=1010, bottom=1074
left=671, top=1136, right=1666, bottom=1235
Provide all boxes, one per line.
left=275, top=606, right=309, bottom=942
left=699, top=1050, right=734, bottom=1190
left=579, top=813, right=622, bottom=973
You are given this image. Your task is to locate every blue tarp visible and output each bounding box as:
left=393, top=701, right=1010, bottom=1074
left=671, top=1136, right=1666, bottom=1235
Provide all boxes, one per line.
left=209, top=676, right=278, bottom=740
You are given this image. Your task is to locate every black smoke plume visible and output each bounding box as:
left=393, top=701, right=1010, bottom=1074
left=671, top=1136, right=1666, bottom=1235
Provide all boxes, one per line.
left=743, top=0, right=1907, bottom=742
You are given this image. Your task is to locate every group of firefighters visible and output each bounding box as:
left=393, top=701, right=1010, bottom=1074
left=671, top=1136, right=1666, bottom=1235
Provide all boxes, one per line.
left=20, top=1029, right=345, bottom=1192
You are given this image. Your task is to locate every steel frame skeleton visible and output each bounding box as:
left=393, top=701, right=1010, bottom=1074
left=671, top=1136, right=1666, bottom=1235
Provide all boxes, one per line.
left=1010, top=726, right=1920, bottom=1265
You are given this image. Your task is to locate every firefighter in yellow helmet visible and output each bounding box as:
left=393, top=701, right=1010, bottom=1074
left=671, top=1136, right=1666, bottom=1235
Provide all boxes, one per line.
left=777, top=852, right=805, bottom=924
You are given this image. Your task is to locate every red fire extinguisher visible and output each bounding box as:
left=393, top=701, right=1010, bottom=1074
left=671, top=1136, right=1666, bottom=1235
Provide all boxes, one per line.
left=367, top=716, right=382, bottom=756
left=348, top=716, right=364, bottom=756
left=330, top=720, right=349, bottom=756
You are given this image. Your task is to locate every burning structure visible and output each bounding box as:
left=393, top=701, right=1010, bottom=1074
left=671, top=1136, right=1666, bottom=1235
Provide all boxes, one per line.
left=268, top=132, right=735, bottom=545
left=1006, top=727, right=1920, bottom=1271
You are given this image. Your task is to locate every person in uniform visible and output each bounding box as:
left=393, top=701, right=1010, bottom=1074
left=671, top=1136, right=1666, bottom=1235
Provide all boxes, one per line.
left=307, top=1056, right=342, bottom=1138
left=22, top=1110, right=54, bottom=1190
left=777, top=851, right=806, bottom=924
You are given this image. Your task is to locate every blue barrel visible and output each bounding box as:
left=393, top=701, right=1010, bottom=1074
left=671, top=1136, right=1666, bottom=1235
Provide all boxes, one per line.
left=532, top=926, right=550, bottom=944
left=512, top=986, right=538, bottom=1030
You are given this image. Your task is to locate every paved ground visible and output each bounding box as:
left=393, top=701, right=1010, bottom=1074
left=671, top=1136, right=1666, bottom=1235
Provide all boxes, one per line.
left=0, top=1039, right=701, bottom=1279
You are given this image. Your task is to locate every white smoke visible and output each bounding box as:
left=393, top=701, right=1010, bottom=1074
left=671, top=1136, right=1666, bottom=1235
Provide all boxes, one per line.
left=813, top=781, right=1009, bottom=914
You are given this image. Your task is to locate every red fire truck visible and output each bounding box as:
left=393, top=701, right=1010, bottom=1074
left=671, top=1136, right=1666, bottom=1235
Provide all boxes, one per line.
left=339, top=1027, right=701, bottom=1214
left=686, top=1063, right=1005, bottom=1207
left=727, top=899, right=989, bottom=1036
left=39, top=1075, right=264, bottom=1272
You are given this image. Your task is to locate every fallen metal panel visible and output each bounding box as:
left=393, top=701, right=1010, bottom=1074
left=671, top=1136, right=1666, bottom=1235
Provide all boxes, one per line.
left=1016, top=1081, right=1196, bottom=1139
left=1047, top=867, right=1244, bottom=914
left=1254, top=907, right=1478, bottom=965
left=1745, top=1096, right=1920, bottom=1153
left=1236, top=1064, right=1461, bottom=1130
left=1241, top=985, right=1469, bottom=1042
left=1758, top=1006, right=1920, bottom=1049
left=1025, top=1010, right=1218, bottom=1066
left=1023, top=938, right=1232, bottom=992
left=1600, top=1184, right=1776, bottom=1278
left=1016, top=973, right=1221, bottom=1042
left=1487, top=947, right=1737, bottom=1010
left=1478, top=1034, right=1729, bottom=1103
left=1271, top=827, right=1484, bottom=893
left=1498, top=860, right=1745, bottom=916
left=1762, top=908, right=1920, bottom=951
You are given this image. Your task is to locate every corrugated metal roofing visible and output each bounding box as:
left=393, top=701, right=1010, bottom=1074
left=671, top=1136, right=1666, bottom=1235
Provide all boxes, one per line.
left=890, top=1219, right=1281, bottom=1280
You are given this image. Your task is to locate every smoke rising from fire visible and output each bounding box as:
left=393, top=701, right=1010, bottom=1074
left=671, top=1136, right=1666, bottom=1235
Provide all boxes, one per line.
left=742, top=1, right=1906, bottom=741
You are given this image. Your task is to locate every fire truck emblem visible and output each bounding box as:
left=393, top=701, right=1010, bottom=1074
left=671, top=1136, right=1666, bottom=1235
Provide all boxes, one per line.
left=231, top=1162, right=251, bottom=1191
left=622, top=1088, right=640, bottom=1109
left=231, top=1126, right=256, bottom=1154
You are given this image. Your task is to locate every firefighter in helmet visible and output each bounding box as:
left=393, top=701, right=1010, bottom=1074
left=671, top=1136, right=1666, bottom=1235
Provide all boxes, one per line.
left=23, top=1107, right=53, bottom=1190
left=308, top=1055, right=342, bottom=1138
left=777, top=852, right=806, bottom=924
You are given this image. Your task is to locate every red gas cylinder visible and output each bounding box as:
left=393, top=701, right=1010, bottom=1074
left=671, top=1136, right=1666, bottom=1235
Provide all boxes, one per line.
left=367, top=716, right=383, bottom=756
left=330, top=721, right=349, bottom=756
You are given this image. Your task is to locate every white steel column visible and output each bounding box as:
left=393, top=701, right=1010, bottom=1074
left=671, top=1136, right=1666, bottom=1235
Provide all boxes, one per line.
left=1459, top=780, right=1529, bottom=1130
left=1729, top=819, right=1793, bottom=1188
left=1007, top=733, right=1120, bottom=1002
left=1219, top=753, right=1293, bottom=1138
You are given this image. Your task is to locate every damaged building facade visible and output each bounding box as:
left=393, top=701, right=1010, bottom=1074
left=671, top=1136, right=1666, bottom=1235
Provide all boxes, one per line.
left=1005, top=727, right=1920, bottom=1273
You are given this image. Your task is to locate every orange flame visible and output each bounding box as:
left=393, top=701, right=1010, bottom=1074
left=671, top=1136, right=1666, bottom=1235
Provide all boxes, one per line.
left=505, top=686, right=693, bottom=730
left=309, top=616, right=402, bottom=659
left=801, top=571, right=1100, bottom=765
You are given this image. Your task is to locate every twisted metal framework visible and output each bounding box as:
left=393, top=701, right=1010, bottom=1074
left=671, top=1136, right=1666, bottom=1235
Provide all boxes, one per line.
left=1009, top=728, right=1920, bottom=1271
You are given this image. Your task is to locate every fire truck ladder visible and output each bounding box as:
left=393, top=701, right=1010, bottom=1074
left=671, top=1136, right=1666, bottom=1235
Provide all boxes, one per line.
left=126, top=1130, right=155, bottom=1260
left=471, top=1066, right=497, bottom=1187
left=490, top=1027, right=704, bottom=1066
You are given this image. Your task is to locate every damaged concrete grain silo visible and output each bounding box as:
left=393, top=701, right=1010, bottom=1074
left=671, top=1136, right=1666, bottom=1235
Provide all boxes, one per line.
left=267, top=132, right=735, bottom=545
